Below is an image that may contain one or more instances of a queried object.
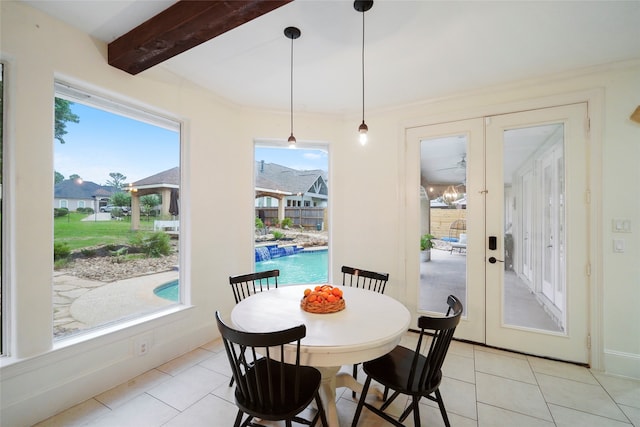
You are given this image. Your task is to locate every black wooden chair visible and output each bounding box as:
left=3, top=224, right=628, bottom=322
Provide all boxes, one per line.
left=340, top=265, right=390, bottom=397
left=340, top=265, right=389, bottom=294
left=227, top=269, right=280, bottom=387
left=229, top=269, right=280, bottom=304
left=351, top=295, right=463, bottom=427
left=215, top=311, right=328, bottom=427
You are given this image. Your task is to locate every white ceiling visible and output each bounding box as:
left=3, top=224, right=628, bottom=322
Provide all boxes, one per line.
left=19, top=0, right=640, bottom=187
left=22, top=0, right=640, bottom=115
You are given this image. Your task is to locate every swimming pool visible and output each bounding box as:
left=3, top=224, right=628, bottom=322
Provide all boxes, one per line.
left=255, top=249, right=328, bottom=285
left=154, top=249, right=328, bottom=302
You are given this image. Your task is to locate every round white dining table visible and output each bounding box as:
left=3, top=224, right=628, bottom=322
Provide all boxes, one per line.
left=231, top=284, right=411, bottom=427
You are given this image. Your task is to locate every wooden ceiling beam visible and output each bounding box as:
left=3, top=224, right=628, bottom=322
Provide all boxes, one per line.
left=108, top=0, right=292, bottom=75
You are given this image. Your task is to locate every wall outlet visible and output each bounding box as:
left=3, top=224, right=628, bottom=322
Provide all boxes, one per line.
left=133, top=333, right=153, bottom=356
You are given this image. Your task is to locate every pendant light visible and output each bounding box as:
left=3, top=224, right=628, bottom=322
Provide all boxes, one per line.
left=284, top=26, right=301, bottom=147
left=354, top=0, right=373, bottom=145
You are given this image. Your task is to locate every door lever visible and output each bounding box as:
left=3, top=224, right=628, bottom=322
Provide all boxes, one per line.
left=488, top=257, right=504, bottom=264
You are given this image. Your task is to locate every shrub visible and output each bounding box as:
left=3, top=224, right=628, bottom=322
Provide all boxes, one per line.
left=255, top=217, right=265, bottom=229
left=54, top=207, right=69, bottom=218
left=129, top=232, right=171, bottom=258
left=272, top=230, right=284, bottom=240
left=281, top=217, right=293, bottom=228
left=80, top=248, right=97, bottom=258
left=54, top=242, right=71, bottom=260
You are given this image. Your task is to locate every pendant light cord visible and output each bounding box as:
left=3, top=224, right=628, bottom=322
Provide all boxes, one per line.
left=290, top=35, right=294, bottom=136
left=361, top=8, right=365, bottom=123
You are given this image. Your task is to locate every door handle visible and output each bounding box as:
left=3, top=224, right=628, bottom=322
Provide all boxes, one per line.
left=488, top=257, right=504, bottom=264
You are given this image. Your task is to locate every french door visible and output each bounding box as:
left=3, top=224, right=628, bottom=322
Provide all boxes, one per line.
left=406, top=103, right=590, bottom=363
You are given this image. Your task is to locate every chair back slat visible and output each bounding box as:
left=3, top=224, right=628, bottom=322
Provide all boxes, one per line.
left=229, top=269, right=279, bottom=303
left=216, top=311, right=305, bottom=411
left=411, top=295, right=463, bottom=392
left=340, top=265, right=389, bottom=294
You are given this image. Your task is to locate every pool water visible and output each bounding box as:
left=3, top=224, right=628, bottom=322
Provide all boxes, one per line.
left=154, top=249, right=328, bottom=302
left=154, top=279, right=179, bottom=301
left=255, top=249, right=328, bottom=285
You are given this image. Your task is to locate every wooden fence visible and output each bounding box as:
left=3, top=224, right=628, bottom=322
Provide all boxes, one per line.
left=429, top=208, right=467, bottom=239
left=256, top=207, right=327, bottom=230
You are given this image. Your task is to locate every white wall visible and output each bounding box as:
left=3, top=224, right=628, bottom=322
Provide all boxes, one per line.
left=1, top=2, right=638, bottom=425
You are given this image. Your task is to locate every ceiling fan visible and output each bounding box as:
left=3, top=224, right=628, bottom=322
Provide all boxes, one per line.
left=436, top=154, right=466, bottom=172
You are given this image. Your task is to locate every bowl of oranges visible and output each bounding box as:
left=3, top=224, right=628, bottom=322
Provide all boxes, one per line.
left=300, top=284, right=345, bottom=314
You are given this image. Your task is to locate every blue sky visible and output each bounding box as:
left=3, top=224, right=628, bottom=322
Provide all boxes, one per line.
left=55, top=101, right=327, bottom=186
left=55, top=102, right=180, bottom=185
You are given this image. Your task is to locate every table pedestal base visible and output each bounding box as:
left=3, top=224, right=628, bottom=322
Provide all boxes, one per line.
left=316, top=366, right=383, bottom=427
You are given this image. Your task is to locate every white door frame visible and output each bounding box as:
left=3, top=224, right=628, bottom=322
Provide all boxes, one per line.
left=401, top=89, right=603, bottom=369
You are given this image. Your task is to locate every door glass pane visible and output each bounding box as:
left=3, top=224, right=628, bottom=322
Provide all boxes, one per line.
left=419, top=135, right=467, bottom=314
left=503, top=124, right=564, bottom=332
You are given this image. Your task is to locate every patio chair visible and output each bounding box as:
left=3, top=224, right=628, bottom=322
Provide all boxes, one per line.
left=216, top=311, right=328, bottom=427
left=351, top=295, right=463, bottom=427
left=340, top=265, right=390, bottom=397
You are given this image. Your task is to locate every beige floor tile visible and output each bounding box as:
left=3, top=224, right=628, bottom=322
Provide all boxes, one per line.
left=146, top=364, right=229, bottom=411
left=33, top=399, right=111, bottom=427
left=477, top=403, right=555, bottom=427
left=443, top=352, right=476, bottom=383
left=162, top=394, right=239, bottom=427
left=156, top=347, right=216, bottom=376
left=449, top=339, right=475, bottom=358
left=618, top=404, right=640, bottom=426
left=476, top=372, right=552, bottom=421
left=415, top=403, right=478, bottom=427
left=527, top=356, right=598, bottom=385
left=475, top=349, right=536, bottom=384
left=197, top=349, right=233, bottom=377
left=548, top=403, right=633, bottom=427
left=84, top=393, right=178, bottom=427
left=94, top=368, right=171, bottom=409
left=474, top=345, right=528, bottom=360
left=199, top=338, right=224, bottom=353
left=537, top=372, right=628, bottom=422
left=592, top=372, right=640, bottom=409
left=419, top=376, right=478, bottom=420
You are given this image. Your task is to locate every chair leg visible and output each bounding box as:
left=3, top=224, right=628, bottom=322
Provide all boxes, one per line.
left=229, top=376, right=235, bottom=387
left=412, top=397, right=421, bottom=427
left=233, top=409, right=243, bottom=427
left=352, top=363, right=358, bottom=399
left=351, top=376, right=372, bottom=427
left=435, top=389, right=451, bottom=427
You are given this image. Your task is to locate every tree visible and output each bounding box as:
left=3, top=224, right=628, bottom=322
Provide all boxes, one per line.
left=105, top=172, right=127, bottom=190
left=54, top=98, right=79, bottom=144
left=54, top=171, right=65, bottom=184
left=140, top=194, right=160, bottom=220
left=110, top=191, right=131, bottom=209
left=69, top=174, right=81, bottom=180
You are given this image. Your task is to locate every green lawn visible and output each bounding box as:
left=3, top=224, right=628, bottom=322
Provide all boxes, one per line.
left=54, top=212, right=157, bottom=251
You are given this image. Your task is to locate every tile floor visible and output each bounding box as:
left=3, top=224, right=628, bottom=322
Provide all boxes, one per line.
left=35, top=332, right=640, bottom=427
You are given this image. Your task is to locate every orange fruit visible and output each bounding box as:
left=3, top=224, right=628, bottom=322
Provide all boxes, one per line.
left=307, top=294, right=317, bottom=302
left=314, top=286, right=322, bottom=291
left=327, top=295, right=337, bottom=303
left=304, top=288, right=311, bottom=296
left=331, top=287, right=343, bottom=297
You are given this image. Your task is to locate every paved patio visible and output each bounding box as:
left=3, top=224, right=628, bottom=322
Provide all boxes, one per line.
left=53, top=270, right=178, bottom=338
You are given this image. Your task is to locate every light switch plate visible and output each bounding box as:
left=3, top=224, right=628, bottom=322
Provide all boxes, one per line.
left=612, top=219, right=631, bottom=233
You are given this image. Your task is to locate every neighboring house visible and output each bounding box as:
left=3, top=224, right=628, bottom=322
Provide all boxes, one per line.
left=255, top=160, right=328, bottom=209
left=53, top=179, right=115, bottom=212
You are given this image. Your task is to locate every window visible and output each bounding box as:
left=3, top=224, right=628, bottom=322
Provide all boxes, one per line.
left=53, top=82, right=181, bottom=340
left=254, top=143, right=329, bottom=284
left=1, top=62, right=4, bottom=355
